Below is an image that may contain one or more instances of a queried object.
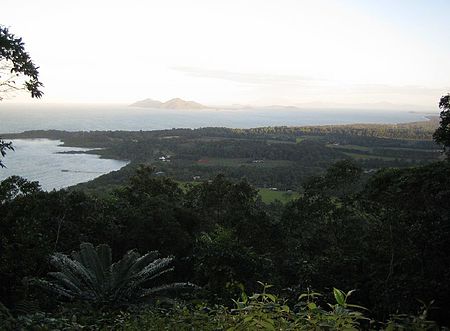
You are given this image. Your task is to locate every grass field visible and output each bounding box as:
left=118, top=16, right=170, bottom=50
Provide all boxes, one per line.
left=266, top=139, right=295, bottom=145
left=380, top=146, right=440, bottom=152
left=326, top=144, right=372, bottom=151
left=342, top=152, right=396, bottom=160
left=195, top=158, right=293, bottom=168
left=327, top=143, right=440, bottom=161
left=296, top=136, right=325, bottom=143
left=258, top=188, right=299, bottom=204
left=195, top=158, right=249, bottom=167
left=177, top=181, right=298, bottom=204
left=328, top=144, right=438, bottom=153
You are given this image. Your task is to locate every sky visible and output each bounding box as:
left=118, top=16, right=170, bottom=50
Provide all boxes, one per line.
left=1, top=0, right=449, bottom=109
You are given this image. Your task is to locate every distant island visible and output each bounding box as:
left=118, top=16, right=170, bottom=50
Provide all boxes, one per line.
left=130, top=98, right=208, bottom=109
left=129, top=99, right=434, bottom=112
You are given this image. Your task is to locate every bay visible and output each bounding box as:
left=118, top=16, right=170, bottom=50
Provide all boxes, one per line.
left=0, top=139, right=128, bottom=191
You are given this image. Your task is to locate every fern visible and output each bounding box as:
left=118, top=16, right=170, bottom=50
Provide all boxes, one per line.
left=31, top=243, right=198, bottom=306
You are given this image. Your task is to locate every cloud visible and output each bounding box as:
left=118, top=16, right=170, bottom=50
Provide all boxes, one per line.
left=171, top=66, right=316, bottom=85
left=350, top=84, right=447, bottom=96
left=173, top=66, right=447, bottom=96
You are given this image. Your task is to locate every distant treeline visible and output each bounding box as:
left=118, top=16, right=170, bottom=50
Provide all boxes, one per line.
left=2, top=119, right=441, bottom=190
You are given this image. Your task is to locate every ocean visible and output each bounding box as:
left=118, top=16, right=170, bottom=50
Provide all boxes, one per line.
left=0, top=103, right=432, bottom=133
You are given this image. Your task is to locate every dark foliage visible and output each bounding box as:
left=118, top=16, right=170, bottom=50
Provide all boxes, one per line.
left=1, top=159, right=449, bottom=326
left=433, top=94, right=450, bottom=155
left=0, top=25, right=43, bottom=99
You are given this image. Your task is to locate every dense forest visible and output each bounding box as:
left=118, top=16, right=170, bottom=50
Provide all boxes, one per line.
left=1, top=100, right=450, bottom=329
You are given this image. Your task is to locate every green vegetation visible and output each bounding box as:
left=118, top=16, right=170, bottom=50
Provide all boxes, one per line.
left=342, top=152, right=396, bottom=160
left=258, top=188, right=299, bottom=203
left=1, top=156, right=450, bottom=328
left=194, top=157, right=252, bottom=167
left=194, top=157, right=294, bottom=168
left=31, top=243, right=197, bottom=306
left=326, top=144, right=372, bottom=151
left=433, top=94, right=450, bottom=156
left=3, top=116, right=440, bottom=191
left=0, top=282, right=441, bottom=330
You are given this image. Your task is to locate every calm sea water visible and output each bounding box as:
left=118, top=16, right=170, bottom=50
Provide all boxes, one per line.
left=0, top=103, right=434, bottom=190
left=0, top=103, right=432, bottom=133
left=0, top=139, right=128, bottom=191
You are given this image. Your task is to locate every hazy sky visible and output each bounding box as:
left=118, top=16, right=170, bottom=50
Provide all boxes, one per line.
left=1, top=0, right=449, bottom=108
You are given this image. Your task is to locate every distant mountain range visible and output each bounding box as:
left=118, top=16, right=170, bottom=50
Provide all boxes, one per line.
left=130, top=98, right=208, bottom=109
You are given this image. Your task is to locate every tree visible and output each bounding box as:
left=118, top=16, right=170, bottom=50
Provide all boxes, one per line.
left=1, top=25, right=43, bottom=167
left=302, top=159, right=362, bottom=199
left=0, top=25, right=43, bottom=100
left=31, top=243, right=197, bottom=306
left=433, top=93, right=450, bottom=156
left=0, top=141, right=13, bottom=168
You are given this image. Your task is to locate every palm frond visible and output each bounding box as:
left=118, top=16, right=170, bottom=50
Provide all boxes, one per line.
left=31, top=243, right=199, bottom=306
left=141, top=282, right=200, bottom=297
left=50, top=253, right=97, bottom=293
left=48, top=272, right=83, bottom=296
left=78, top=242, right=106, bottom=287
left=30, top=279, right=76, bottom=300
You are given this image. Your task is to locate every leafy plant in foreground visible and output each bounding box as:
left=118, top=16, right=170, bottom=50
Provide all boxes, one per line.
left=229, top=282, right=369, bottom=330
left=383, top=300, right=441, bottom=331
left=31, top=242, right=197, bottom=306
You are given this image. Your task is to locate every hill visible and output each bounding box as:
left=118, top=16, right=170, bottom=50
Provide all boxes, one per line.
left=129, top=98, right=162, bottom=108
left=130, top=98, right=208, bottom=109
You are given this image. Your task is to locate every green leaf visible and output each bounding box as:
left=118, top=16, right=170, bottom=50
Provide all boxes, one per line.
left=258, top=320, right=275, bottom=330
left=346, top=289, right=356, bottom=298
left=241, top=291, right=248, bottom=304
left=346, top=303, right=368, bottom=310
left=307, top=302, right=317, bottom=310
left=299, top=293, right=308, bottom=300
left=333, top=288, right=346, bottom=306
left=265, top=293, right=277, bottom=302
left=281, top=305, right=290, bottom=313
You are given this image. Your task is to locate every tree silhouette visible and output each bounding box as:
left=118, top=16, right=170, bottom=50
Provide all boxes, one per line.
left=0, top=25, right=43, bottom=167
left=0, top=25, right=43, bottom=99
left=433, top=94, right=450, bottom=157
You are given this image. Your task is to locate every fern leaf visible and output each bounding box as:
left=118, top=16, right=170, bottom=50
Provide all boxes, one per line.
left=48, top=272, right=83, bottom=296
left=50, top=253, right=97, bottom=295
left=140, top=282, right=199, bottom=297
left=30, top=278, right=76, bottom=300
left=79, top=242, right=105, bottom=288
